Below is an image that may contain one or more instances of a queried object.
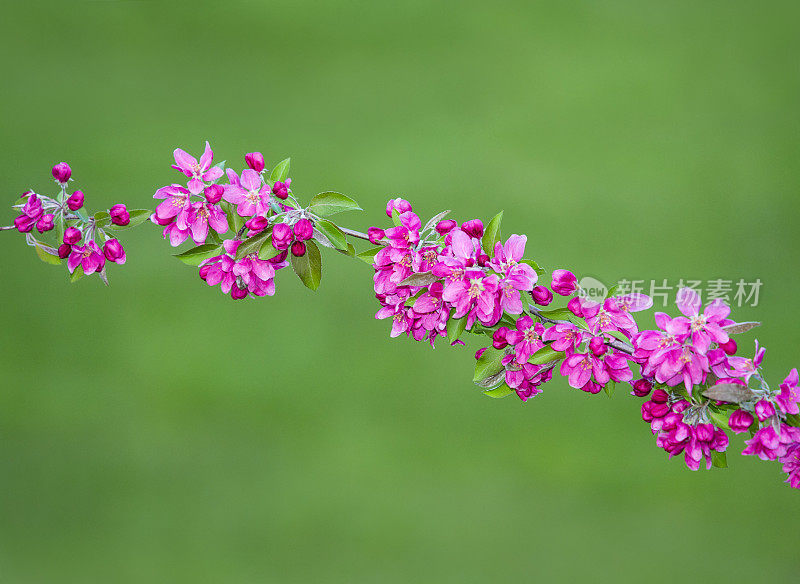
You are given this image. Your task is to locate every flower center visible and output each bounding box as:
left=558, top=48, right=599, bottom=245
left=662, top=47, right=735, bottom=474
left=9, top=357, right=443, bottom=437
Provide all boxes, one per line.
left=468, top=278, right=484, bottom=298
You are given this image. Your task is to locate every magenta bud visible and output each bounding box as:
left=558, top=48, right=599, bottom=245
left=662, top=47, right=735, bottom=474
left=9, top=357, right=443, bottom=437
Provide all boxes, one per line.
left=272, top=223, right=293, bottom=250
left=477, top=253, right=490, bottom=267
left=631, top=378, right=653, bottom=397
left=729, top=409, right=754, bottom=434
left=67, top=190, right=84, bottom=211
left=492, top=326, right=509, bottom=349
left=695, top=423, right=714, bottom=442
left=231, top=285, right=248, bottom=300
left=63, top=226, right=82, bottom=244
left=36, top=213, right=55, bottom=233
left=57, top=243, right=72, bottom=259
left=293, top=218, right=314, bottom=241
left=461, top=219, right=484, bottom=239
left=269, top=250, right=289, bottom=264
left=435, top=219, right=457, bottom=236
left=290, top=241, right=306, bottom=257
left=650, top=402, right=670, bottom=418
left=204, top=184, right=224, bottom=204
left=567, top=296, right=583, bottom=317
left=581, top=380, right=602, bottom=394
left=199, top=264, right=212, bottom=280
left=103, top=239, right=126, bottom=264
left=244, top=152, right=265, bottom=173
left=530, top=285, right=553, bottom=306
left=245, top=216, right=269, bottom=232
left=272, top=181, right=290, bottom=200
left=551, top=269, right=578, bottom=296
left=109, top=203, right=130, bottom=226
left=385, top=197, right=412, bottom=218
left=651, top=389, right=669, bottom=404
left=719, top=339, right=737, bottom=355
left=589, top=336, right=607, bottom=357
left=51, top=162, right=72, bottom=184
left=475, top=347, right=487, bottom=360
left=755, top=399, right=776, bottom=422
left=367, top=227, right=385, bottom=244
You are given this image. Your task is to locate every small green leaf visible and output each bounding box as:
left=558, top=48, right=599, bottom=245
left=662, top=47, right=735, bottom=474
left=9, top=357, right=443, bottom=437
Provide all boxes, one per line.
left=257, top=237, right=281, bottom=260
left=711, top=451, right=728, bottom=469
left=313, top=219, right=349, bottom=251
left=290, top=240, right=322, bottom=290
left=236, top=229, right=272, bottom=259
left=528, top=345, right=565, bottom=365
left=521, top=258, right=546, bottom=275
left=483, top=384, right=515, bottom=399
left=269, top=157, right=291, bottom=183
left=603, top=382, right=615, bottom=398
left=391, top=208, right=401, bottom=226
left=473, top=347, right=505, bottom=382
left=106, top=209, right=151, bottom=230
left=708, top=407, right=732, bottom=431
left=337, top=243, right=356, bottom=257
left=786, top=413, right=800, bottom=428
left=356, top=247, right=381, bottom=266
left=481, top=211, right=503, bottom=256
left=174, top=243, right=223, bottom=266
left=69, top=265, right=84, bottom=283
left=93, top=211, right=110, bottom=227
left=447, top=316, right=467, bottom=344
left=605, top=284, right=619, bottom=299
left=308, top=192, right=361, bottom=217
left=35, top=243, right=61, bottom=265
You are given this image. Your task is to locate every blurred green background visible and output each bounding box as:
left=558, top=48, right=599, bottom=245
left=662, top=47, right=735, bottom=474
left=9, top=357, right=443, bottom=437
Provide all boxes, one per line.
left=1, top=1, right=799, bottom=582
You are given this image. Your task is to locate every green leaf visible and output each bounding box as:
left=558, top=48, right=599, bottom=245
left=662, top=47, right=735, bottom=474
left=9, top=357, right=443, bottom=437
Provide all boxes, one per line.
left=481, top=211, right=503, bottom=256
left=473, top=347, right=505, bottom=382
left=174, top=243, right=223, bottom=266
left=34, top=243, right=61, bottom=265
left=528, top=345, right=565, bottom=365
left=391, top=208, right=401, bottom=226
left=521, top=258, right=546, bottom=275
left=708, top=407, right=732, bottom=431
left=605, top=284, right=619, bottom=299
left=483, top=384, right=515, bottom=399
left=313, top=219, right=349, bottom=251
left=269, top=157, right=290, bottom=183
left=69, top=265, right=84, bottom=283
left=786, top=413, right=800, bottom=428
left=222, top=202, right=244, bottom=234
left=356, top=247, right=381, bottom=266
left=603, top=382, right=616, bottom=398
left=711, top=451, right=728, bottom=469
left=257, top=237, right=281, bottom=260
left=236, top=229, right=272, bottom=259
left=106, top=209, right=151, bottom=230
left=307, top=192, right=361, bottom=217
left=447, top=316, right=467, bottom=344
left=290, top=240, right=322, bottom=290
left=337, top=243, right=356, bottom=257
left=93, top=211, right=110, bottom=227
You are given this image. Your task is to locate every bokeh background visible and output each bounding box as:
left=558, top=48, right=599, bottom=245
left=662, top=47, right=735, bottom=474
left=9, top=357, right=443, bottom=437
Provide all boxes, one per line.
left=1, top=1, right=799, bottom=582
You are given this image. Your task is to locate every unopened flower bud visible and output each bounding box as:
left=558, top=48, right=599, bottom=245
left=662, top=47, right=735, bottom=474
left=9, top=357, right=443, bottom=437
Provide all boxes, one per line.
left=477, top=253, right=490, bottom=267
left=231, top=284, right=248, bottom=300
left=589, top=336, right=607, bottom=357
left=367, top=227, right=385, bottom=244
left=631, top=378, right=653, bottom=397
left=695, top=423, right=714, bottom=442
left=530, top=285, right=553, bottom=306
left=291, top=241, right=306, bottom=257
left=567, top=296, right=583, bottom=317
left=244, top=152, right=265, bottom=172
left=651, top=389, right=669, bottom=404
left=492, top=326, right=509, bottom=349
left=719, top=339, right=737, bottom=355
left=198, top=264, right=212, bottom=280
left=67, top=190, right=84, bottom=211
left=245, top=216, right=269, bottom=232
left=461, top=219, right=484, bottom=239
left=755, top=399, right=776, bottom=422
left=36, top=213, right=55, bottom=233
left=551, top=269, right=578, bottom=296
left=103, top=239, right=126, bottom=264
left=729, top=409, right=754, bottom=434
left=272, top=180, right=290, bottom=200
left=64, top=226, right=82, bottom=244
left=272, top=223, right=293, bottom=250
left=385, top=197, right=412, bottom=218
left=293, top=218, right=313, bottom=241
left=650, top=402, right=670, bottom=418
left=109, top=203, right=130, bottom=226
left=435, top=219, right=457, bottom=236
left=269, top=250, right=289, bottom=264
left=204, top=184, right=224, bottom=204
left=57, top=243, right=72, bottom=259
left=51, top=162, right=72, bottom=184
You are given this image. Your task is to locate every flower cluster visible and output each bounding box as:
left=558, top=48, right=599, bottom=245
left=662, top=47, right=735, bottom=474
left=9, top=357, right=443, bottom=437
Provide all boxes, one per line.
left=7, top=162, right=141, bottom=282
left=5, top=148, right=799, bottom=491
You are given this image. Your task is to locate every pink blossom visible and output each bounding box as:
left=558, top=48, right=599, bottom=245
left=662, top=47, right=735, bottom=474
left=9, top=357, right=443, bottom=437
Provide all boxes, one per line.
left=172, top=141, right=223, bottom=193
left=551, top=269, right=577, bottom=296
left=383, top=212, right=421, bottom=248
left=245, top=152, right=265, bottom=172
left=675, top=288, right=731, bottom=354
left=385, top=197, right=412, bottom=217
left=153, top=184, right=192, bottom=227
left=103, top=239, right=126, bottom=264
left=542, top=322, right=583, bottom=354
left=67, top=240, right=105, bottom=274
left=441, top=269, right=500, bottom=327
left=755, top=399, right=776, bottom=422
left=726, top=340, right=765, bottom=382
left=506, top=316, right=545, bottom=363
left=780, top=443, right=800, bottom=489
left=460, top=219, right=484, bottom=239
left=728, top=409, right=754, bottom=434
left=223, top=168, right=271, bottom=217
left=742, top=424, right=800, bottom=461
left=187, top=201, right=228, bottom=244
left=201, top=239, right=278, bottom=299
left=776, top=368, right=800, bottom=415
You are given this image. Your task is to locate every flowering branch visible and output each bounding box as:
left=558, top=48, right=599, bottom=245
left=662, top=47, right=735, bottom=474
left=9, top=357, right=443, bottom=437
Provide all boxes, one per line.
left=4, top=141, right=799, bottom=491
